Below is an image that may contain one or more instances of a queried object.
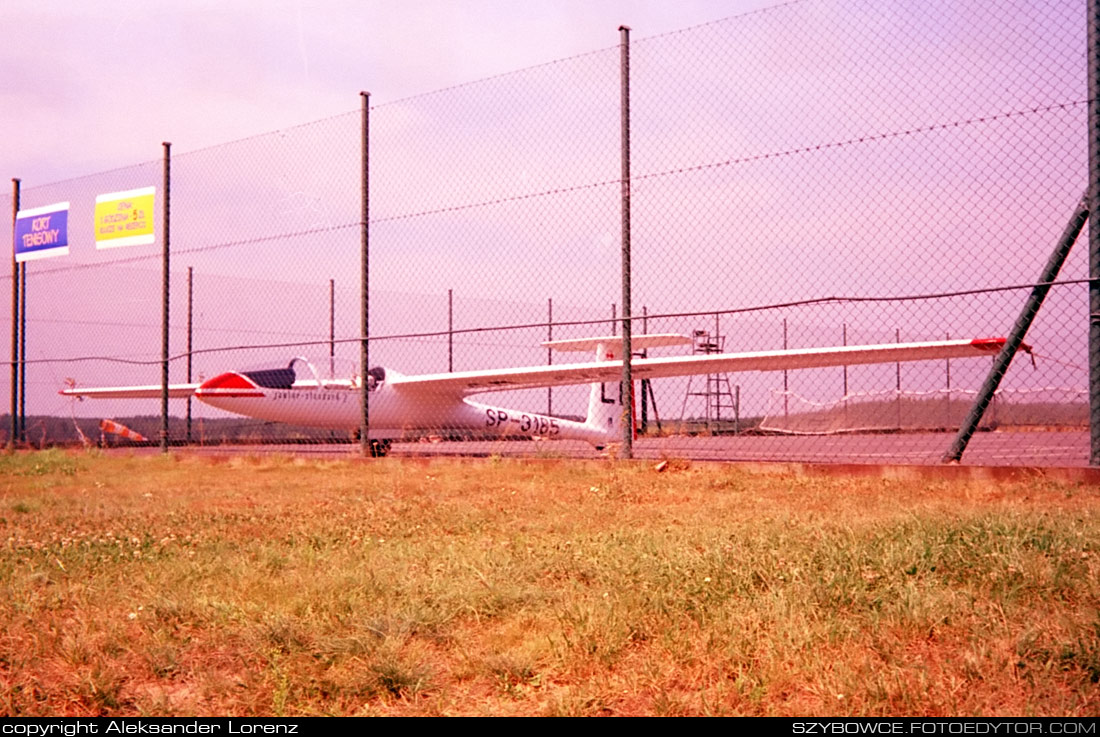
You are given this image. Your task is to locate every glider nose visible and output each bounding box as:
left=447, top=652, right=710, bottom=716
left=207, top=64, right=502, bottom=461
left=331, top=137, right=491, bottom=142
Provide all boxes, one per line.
left=195, top=372, right=266, bottom=399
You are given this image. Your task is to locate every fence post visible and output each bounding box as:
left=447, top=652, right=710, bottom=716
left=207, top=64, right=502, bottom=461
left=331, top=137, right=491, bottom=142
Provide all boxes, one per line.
left=18, top=261, right=25, bottom=442
left=1090, top=0, right=1100, bottom=465
left=842, top=322, right=848, bottom=427
left=360, top=91, right=371, bottom=457
left=735, top=385, right=740, bottom=435
left=896, top=328, right=902, bottom=430
left=547, top=297, right=553, bottom=416
left=783, top=318, right=789, bottom=419
left=329, top=278, right=335, bottom=380
left=640, top=305, right=648, bottom=433
left=161, top=142, right=171, bottom=453
left=619, top=24, right=633, bottom=459
left=9, top=178, right=19, bottom=448
left=945, top=331, right=951, bottom=430
left=187, top=266, right=193, bottom=444
left=448, top=288, right=453, bottom=373
left=943, top=194, right=1088, bottom=463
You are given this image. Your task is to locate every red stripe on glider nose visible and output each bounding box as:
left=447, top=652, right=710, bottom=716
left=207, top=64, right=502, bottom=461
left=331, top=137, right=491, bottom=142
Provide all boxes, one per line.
left=196, top=372, right=265, bottom=398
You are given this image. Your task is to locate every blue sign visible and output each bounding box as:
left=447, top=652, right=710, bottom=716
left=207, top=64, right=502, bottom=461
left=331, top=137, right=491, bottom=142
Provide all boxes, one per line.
left=15, top=201, right=70, bottom=263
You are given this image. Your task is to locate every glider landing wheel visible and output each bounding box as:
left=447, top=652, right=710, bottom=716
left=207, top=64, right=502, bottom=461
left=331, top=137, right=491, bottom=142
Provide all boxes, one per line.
left=369, top=439, right=392, bottom=458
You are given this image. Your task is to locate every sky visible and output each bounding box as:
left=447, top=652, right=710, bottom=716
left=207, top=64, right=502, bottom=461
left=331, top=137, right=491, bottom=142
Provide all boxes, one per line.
left=0, top=0, right=775, bottom=185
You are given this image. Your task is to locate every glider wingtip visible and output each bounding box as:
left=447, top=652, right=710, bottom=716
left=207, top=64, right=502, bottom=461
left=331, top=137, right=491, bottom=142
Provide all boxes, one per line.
left=969, top=337, right=1032, bottom=354
left=969, top=337, right=1006, bottom=352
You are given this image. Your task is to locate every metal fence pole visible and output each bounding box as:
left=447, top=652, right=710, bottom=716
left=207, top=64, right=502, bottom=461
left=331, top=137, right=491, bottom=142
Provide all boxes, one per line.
left=329, top=278, right=335, bottom=380
left=9, top=178, right=18, bottom=448
left=161, top=142, right=171, bottom=453
left=842, top=323, right=848, bottom=395
left=842, top=322, right=848, bottom=427
left=943, top=193, right=1089, bottom=463
left=783, top=318, right=789, bottom=419
left=895, top=327, right=902, bottom=430
left=448, top=288, right=453, bottom=373
left=547, top=297, right=553, bottom=416
left=735, top=385, right=740, bottom=435
left=360, top=91, right=371, bottom=457
left=186, top=266, right=193, bottom=444
left=1090, top=0, right=1100, bottom=465
left=945, top=331, right=951, bottom=430
left=640, top=305, right=648, bottom=433
left=17, top=236, right=25, bottom=443
left=619, top=24, right=633, bottom=459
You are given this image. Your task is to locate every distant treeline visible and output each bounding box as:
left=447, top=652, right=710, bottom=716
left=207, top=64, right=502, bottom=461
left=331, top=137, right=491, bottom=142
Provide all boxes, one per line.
left=758, top=396, right=1088, bottom=435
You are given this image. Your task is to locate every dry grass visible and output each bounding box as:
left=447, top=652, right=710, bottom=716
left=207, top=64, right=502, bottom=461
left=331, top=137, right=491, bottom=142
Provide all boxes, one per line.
left=1, top=449, right=1098, bottom=716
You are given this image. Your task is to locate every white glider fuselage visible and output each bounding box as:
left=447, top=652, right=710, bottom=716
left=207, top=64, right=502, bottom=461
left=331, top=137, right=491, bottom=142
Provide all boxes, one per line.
left=197, top=376, right=610, bottom=445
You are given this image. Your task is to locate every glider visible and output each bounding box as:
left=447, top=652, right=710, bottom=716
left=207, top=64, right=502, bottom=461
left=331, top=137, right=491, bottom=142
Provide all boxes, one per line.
left=62, top=334, right=1016, bottom=455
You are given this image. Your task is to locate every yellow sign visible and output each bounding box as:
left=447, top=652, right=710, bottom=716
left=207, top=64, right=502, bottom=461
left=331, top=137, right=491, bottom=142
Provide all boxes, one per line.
left=95, top=186, right=155, bottom=248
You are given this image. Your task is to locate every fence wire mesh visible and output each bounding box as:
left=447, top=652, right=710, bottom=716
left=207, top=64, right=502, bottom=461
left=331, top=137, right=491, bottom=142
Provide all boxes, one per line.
left=2, top=0, right=1093, bottom=465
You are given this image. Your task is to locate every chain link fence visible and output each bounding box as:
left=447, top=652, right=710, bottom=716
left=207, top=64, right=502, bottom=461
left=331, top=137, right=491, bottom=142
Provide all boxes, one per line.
left=2, top=0, right=1093, bottom=465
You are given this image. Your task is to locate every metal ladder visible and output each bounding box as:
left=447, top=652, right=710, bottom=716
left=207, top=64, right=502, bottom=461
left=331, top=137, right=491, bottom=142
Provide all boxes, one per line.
left=680, top=329, right=738, bottom=433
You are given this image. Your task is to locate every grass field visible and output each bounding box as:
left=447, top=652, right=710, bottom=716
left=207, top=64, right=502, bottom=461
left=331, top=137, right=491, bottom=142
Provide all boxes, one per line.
left=1, top=450, right=1098, bottom=716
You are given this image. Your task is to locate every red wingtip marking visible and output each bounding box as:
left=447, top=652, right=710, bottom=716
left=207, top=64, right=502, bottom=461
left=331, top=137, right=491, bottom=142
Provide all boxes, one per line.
left=969, top=337, right=1032, bottom=354
left=970, top=337, right=1006, bottom=352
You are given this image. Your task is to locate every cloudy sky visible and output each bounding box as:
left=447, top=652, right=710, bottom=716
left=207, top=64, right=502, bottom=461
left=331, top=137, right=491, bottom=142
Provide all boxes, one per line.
left=0, top=0, right=773, bottom=185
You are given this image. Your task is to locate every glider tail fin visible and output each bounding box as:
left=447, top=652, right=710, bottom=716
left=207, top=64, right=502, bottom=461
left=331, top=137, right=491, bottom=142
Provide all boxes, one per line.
left=582, top=339, right=627, bottom=445
left=585, top=380, right=621, bottom=443
left=547, top=334, right=691, bottom=447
